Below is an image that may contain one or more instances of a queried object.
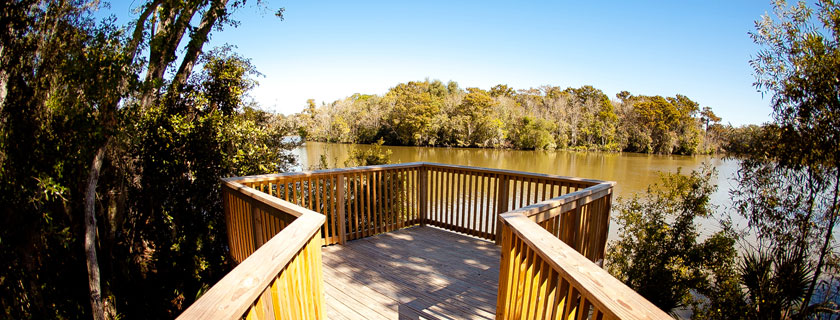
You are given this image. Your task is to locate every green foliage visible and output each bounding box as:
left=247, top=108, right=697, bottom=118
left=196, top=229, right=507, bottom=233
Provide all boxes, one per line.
left=0, top=2, right=296, bottom=318
left=450, top=88, right=504, bottom=147
left=344, top=139, right=392, bottom=167
left=385, top=81, right=442, bottom=145
left=736, top=0, right=840, bottom=317
left=509, top=117, right=557, bottom=150
left=623, top=94, right=701, bottom=154
left=606, top=166, right=738, bottom=315
left=298, top=81, right=716, bottom=155
left=739, top=250, right=812, bottom=319
left=194, top=47, right=261, bottom=115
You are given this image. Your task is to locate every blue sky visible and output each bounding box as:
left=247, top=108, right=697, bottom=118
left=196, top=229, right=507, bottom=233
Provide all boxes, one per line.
left=107, top=1, right=775, bottom=125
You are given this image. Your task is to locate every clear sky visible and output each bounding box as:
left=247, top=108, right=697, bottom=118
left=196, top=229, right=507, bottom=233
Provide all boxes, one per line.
left=108, top=1, right=776, bottom=125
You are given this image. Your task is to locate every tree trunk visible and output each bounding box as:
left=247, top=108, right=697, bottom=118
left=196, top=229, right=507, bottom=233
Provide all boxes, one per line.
left=0, top=45, right=7, bottom=110
left=800, top=169, right=840, bottom=319
left=85, top=145, right=107, bottom=320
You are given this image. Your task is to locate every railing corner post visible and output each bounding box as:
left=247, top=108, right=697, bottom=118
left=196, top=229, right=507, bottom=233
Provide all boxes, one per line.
left=419, top=166, right=428, bottom=226
left=495, top=176, right=511, bottom=245
left=250, top=199, right=264, bottom=250
left=597, top=187, right=614, bottom=262
left=337, top=173, right=347, bottom=245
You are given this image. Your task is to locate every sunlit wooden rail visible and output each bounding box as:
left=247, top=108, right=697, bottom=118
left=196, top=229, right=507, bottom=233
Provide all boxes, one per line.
left=179, top=180, right=326, bottom=319
left=179, top=162, right=670, bottom=319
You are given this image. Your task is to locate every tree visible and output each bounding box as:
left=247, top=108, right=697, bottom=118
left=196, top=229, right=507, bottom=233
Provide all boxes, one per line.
left=0, top=1, right=293, bottom=318
left=700, top=107, right=721, bottom=133
left=385, top=81, right=442, bottom=145
left=700, top=107, right=721, bottom=152
left=509, top=116, right=556, bottom=150
left=451, top=88, right=502, bottom=147
left=606, top=166, right=739, bottom=315
left=743, top=0, right=840, bottom=317
left=489, top=84, right=515, bottom=98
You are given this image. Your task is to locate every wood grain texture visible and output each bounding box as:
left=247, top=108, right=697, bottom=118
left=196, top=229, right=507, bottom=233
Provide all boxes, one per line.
left=322, top=227, right=500, bottom=320
left=497, top=213, right=671, bottom=320
left=178, top=211, right=325, bottom=319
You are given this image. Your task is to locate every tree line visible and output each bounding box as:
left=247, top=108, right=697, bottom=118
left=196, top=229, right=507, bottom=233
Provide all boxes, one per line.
left=295, top=80, right=745, bottom=155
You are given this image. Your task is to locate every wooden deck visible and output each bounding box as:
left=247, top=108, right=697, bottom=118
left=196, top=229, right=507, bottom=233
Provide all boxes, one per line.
left=322, top=226, right=500, bottom=320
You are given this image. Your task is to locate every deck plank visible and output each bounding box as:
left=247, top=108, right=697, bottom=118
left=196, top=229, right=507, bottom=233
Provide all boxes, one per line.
left=323, top=226, right=500, bottom=320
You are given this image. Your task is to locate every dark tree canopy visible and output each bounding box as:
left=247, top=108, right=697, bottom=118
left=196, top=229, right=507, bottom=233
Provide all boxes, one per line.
left=0, top=1, right=295, bottom=319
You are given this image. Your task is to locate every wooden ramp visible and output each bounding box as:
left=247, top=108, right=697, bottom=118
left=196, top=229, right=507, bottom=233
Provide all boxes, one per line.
left=322, top=226, right=500, bottom=320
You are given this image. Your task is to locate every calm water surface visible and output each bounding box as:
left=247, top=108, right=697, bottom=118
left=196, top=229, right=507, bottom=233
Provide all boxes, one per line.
left=294, top=142, right=740, bottom=241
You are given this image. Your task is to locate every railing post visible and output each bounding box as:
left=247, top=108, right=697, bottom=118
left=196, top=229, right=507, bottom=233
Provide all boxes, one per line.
left=419, top=166, right=428, bottom=226
left=337, top=174, right=347, bottom=245
left=570, top=198, right=584, bottom=252
left=495, top=175, right=510, bottom=245
left=596, top=189, right=613, bottom=262
left=250, top=200, right=264, bottom=249
left=495, top=220, right=512, bottom=318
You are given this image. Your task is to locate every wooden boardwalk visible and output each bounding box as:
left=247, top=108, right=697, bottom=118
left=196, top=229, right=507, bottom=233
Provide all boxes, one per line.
left=322, top=226, right=500, bottom=320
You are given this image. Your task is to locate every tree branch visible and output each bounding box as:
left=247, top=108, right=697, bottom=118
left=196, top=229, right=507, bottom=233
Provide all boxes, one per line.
left=171, top=0, right=229, bottom=91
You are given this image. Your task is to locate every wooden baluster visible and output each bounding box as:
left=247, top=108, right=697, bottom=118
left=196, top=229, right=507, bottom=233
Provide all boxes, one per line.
left=374, top=171, right=382, bottom=234
left=308, top=178, right=314, bottom=211
left=436, top=170, right=442, bottom=225
left=352, top=173, right=360, bottom=240
left=477, top=173, right=485, bottom=237
left=455, top=172, right=469, bottom=233
left=291, top=179, right=298, bottom=206
left=392, top=169, right=399, bottom=230
left=364, top=173, right=372, bottom=237
left=486, top=174, right=494, bottom=238
left=419, top=167, right=427, bottom=226
left=441, top=169, right=446, bottom=226
left=449, top=170, right=456, bottom=231
left=496, top=175, right=510, bottom=244
left=469, top=172, right=477, bottom=236
left=397, top=168, right=405, bottom=229
left=333, top=175, right=343, bottom=245
left=386, top=170, right=394, bottom=232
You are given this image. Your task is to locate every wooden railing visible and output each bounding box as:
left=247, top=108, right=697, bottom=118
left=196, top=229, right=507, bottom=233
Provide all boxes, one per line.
left=421, top=163, right=601, bottom=243
left=495, top=196, right=671, bottom=320
left=181, top=162, right=669, bottom=319
left=513, top=181, right=615, bottom=263
left=225, top=162, right=606, bottom=250
left=179, top=180, right=326, bottom=319
left=229, top=163, right=423, bottom=247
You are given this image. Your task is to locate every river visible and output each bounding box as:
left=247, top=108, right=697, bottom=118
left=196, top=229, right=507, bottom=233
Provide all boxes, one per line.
left=293, top=142, right=741, bottom=241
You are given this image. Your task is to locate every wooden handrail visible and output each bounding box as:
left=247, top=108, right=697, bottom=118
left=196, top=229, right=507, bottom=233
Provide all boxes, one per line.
left=224, top=162, right=603, bottom=186
left=508, top=181, right=615, bottom=223
left=497, top=213, right=670, bottom=320
left=178, top=191, right=325, bottom=319
left=224, top=162, right=615, bottom=247
left=222, top=162, right=425, bottom=184
left=420, top=162, right=604, bottom=186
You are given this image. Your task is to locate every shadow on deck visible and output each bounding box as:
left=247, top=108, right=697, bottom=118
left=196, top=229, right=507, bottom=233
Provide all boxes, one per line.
left=323, top=227, right=499, bottom=320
